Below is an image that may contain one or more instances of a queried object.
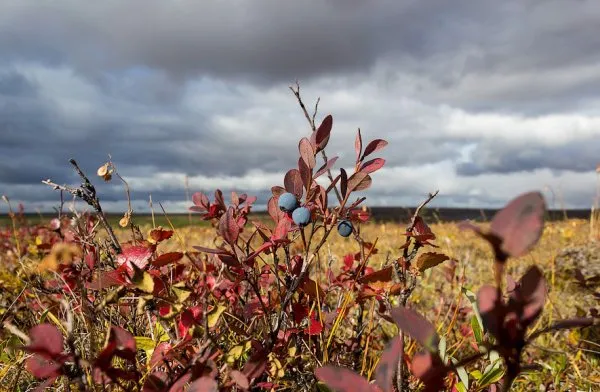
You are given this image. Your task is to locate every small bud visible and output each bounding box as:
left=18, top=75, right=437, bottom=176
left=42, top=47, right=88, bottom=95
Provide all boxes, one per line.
left=119, top=213, right=130, bottom=228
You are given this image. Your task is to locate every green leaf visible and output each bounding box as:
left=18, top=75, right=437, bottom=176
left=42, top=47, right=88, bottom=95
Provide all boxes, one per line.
left=438, top=336, right=447, bottom=363
left=478, top=359, right=504, bottom=389
left=470, top=370, right=483, bottom=380
left=131, top=263, right=155, bottom=293
left=207, top=304, right=227, bottom=328
left=455, top=381, right=468, bottom=392
left=462, top=287, right=484, bottom=334
left=134, top=336, right=155, bottom=351
left=451, top=356, right=469, bottom=390
left=471, top=315, right=483, bottom=344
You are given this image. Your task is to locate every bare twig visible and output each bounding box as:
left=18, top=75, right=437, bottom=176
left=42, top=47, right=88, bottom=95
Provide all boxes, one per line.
left=43, top=159, right=122, bottom=253
left=289, top=81, right=343, bottom=204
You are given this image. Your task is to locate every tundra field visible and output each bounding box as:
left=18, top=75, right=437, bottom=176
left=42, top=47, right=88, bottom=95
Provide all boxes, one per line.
left=0, top=210, right=598, bottom=391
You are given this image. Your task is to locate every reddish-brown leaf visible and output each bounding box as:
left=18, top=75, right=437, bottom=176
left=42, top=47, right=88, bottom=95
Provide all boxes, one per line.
left=149, top=343, right=171, bottom=369
left=347, top=172, right=369, bottom=193
left=360, top=158, right=386, bottom=174
left=229, top=370, right=250, bottom=390
left=490, top=191, right=546, bottom=259
left=359, top=266, right=393, bottom=289
left=284, top=169, right=304, bottom=198
left=149, top=227, right=173, bottom=244
left=299, top=137, right=316, bottom=169
left=271, top=186, right=286, bottom=198
left=374, top=336, right=403, bottom=392
left=353, top=174, right=372, bottom=192
left=315, top=366, right=375, bottom=392
left=410, top=351, right=448, bottom=392
left=415, top=252, right=449, bottom=272
left=518, top=266, right=547, bottom=326
left=314, top=114, right=333, bottom=152
left=298, top=157, right=312, bottom=191
left=340, top=168, right=348, bottom=198
left=355, top=129, right=363, bottom=163
left=188, top=377, right=218, bottom=392
left=477, top=285, right=502, bottom=337
left=152, top=252, right=184, bottom=267
left=362, top=139, right=388, bottom=159
left=390, top=306, right=439, bottom=353
left=314, top=156, right=339, bottom=179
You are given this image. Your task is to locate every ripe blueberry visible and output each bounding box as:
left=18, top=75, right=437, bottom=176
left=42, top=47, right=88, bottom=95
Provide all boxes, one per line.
left=292, top=206, right=311, bottom=226
left=337, top=220, right=353, bottom=237
left=278, top=192, right=298, bottom=212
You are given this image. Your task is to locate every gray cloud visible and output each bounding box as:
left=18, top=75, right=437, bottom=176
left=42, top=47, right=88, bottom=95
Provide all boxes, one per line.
left=1, top=0, right=600, bottom=211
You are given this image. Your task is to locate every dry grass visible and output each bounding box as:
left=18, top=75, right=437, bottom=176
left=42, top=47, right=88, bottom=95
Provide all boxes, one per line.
left=1, top=218, right=598, bottom=391
left=127, top=218, right=599, bottom=390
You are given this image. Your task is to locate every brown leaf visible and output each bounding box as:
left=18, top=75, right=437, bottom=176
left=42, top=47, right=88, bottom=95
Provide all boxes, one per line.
left=284, top=169, right=303, bottom=198
left=355, top=129, right=362, bottom=163
left=415, top=252, right=449, bottom=272
left=314, top=114, right=333, bottom=152
left=299, top=137, right=316, bottom=169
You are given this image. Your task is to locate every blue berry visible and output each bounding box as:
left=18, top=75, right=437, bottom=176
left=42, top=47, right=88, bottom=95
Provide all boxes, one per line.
left=337, top=220, right=353, bottom=237
left=278, top=192, right=298, bottom=212
left=292, top=207, right=311, bottom=226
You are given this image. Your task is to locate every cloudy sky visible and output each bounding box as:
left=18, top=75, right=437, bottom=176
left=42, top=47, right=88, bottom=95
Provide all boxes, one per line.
left=1, top=0, right=600, bottom=214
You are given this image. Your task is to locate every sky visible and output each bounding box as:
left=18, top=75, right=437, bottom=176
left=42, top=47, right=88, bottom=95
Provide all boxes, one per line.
left=1, top=0, right=600, bottom=214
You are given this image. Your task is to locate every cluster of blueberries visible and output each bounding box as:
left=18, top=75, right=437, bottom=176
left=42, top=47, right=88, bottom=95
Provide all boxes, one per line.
left=277, top=192, right=354, bottom=237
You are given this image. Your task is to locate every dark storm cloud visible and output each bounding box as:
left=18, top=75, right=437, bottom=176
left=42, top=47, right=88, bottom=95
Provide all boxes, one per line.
left=1, top=0, right=599, bottom=210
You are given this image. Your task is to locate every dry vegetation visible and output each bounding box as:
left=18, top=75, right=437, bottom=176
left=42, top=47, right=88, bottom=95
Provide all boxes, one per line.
left=1, top=214, right=598, bottom=391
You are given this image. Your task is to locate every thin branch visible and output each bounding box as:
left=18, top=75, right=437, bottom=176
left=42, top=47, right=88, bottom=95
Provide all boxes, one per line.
left=42, top=159, right=121, bottom=253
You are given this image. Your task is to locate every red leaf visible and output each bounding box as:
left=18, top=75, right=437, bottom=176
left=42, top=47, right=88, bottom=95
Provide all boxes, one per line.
left=374, top=336, right=403, bottom=392
left=26, top=324, right=63, bottom=357
left=315, top=366, right=375, bottom=392
left=152, top=252, right=184, bottom=267
left=353, top=174, right=372, bottom=192
left=305, top=312, right=324, bottom=335
left=314, top=114, right=333, bottom=152
left=284, top=169, right=304, bottom=198
left=26, top=355, right=62, bottom=379
left=192, top=192, right=210, bottom=209
left=149, top=343, right=171, bottom=369
left=362, top=139, right=388, bottom=159
left=299, top=137, right=316, bottom=169
left=355, top=129, right=363, bottom=163
left=117, top=244, right=153, bottom=270
left=314, top=156, right=339, bottom=179
left=359, top=158, right=386, bottom=174
left=390, top=306, right=439, bottom=353
left=219, top=207, right=240, bottom=245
